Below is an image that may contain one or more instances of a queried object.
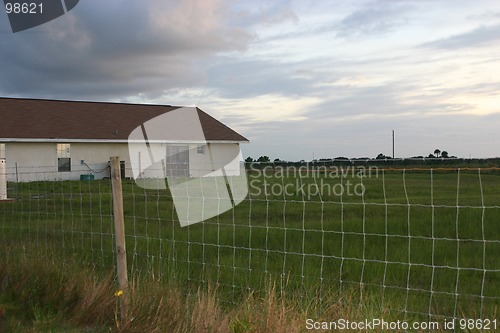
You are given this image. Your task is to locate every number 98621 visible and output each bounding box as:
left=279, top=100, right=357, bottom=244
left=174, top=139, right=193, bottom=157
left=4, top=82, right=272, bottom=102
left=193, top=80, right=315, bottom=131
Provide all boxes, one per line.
left=5, top=2, right=43, bottom=14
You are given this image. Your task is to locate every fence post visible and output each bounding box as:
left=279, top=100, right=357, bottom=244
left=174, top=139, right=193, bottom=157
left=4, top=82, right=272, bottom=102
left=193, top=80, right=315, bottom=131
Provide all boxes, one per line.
left=110, top=156, right=129, bottom=323
left=0, top=159, right=7, bottom=200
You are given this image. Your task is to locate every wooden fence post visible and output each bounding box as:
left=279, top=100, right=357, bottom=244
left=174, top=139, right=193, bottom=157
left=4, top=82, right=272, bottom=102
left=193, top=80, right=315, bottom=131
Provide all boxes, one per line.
left=110, top=156, right=129, bottom=323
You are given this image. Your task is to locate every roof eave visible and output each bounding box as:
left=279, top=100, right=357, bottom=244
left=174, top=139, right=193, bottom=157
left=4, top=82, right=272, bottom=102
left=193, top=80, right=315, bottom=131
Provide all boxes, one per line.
left=0, top=138, right=249, bottom=144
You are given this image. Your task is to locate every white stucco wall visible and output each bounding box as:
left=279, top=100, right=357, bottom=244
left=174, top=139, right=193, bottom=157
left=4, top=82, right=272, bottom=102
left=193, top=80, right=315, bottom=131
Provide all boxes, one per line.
left=71, top=143, right=131, bottom=179
left=4, top=142, right=131, bottom=182
left=189, top=143, right=242, bottom=177
left=4, top=143, right=58, bottom=182
left=2, top=142, right=242, bottom=182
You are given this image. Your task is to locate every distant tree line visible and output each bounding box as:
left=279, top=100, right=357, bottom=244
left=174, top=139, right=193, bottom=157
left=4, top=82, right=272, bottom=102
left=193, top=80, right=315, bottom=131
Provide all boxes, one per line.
left=245, top=149, right=458, bottom=164
left=245, top=156, right=271, bottom=163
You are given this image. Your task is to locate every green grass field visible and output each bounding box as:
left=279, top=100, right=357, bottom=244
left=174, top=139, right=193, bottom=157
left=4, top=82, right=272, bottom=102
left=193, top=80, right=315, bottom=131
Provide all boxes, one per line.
left=1, top=166, right=500, bottom=330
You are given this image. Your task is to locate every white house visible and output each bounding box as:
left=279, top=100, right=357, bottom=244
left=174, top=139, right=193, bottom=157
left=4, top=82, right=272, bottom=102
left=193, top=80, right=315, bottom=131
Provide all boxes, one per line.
left=0, top=97, right=248, bottom=182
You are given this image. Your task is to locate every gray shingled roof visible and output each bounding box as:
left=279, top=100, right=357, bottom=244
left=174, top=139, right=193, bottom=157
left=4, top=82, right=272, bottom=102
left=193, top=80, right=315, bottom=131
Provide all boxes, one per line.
left=0, top=98, right=248, bottom=142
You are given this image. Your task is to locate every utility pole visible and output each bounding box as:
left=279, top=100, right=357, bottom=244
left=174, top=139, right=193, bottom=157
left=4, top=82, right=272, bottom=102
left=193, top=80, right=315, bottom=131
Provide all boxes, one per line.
left=392, top=130, right=395, bottom=159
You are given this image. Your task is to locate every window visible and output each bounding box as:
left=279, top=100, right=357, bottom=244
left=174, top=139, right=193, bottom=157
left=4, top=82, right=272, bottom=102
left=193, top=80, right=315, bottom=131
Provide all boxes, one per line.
left=196, top=145, right=205, bottom=155
left=57, top=143, right=71, bottom=172
left=0, top=144, right=4, bottom=159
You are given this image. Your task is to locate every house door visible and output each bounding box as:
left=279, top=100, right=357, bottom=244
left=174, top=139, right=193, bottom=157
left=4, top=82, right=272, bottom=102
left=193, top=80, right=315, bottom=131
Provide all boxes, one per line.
left=166, top=145, right=189, bottom=178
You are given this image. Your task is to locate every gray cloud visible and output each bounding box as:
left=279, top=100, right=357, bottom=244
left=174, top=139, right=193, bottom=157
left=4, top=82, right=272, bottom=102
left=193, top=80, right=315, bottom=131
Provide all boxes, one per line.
left=206, top=57, right=331, bottom=99
left=334, top=3, right=411, bottom=39
left=309, top=85, right=405, bottom=119
left=422, top=24, right=500, bottom=49
left=467, top=11, right=500, bottom=22
left=301, top=81, right=478, bottom=125
left=0, top=0, right=253, bottom=100
left=230, top=0, right=298, bottom=27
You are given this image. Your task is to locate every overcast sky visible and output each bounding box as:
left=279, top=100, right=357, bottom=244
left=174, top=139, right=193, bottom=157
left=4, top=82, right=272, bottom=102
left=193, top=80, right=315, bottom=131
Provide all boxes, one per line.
left=1, top=0, right=500, bottom=160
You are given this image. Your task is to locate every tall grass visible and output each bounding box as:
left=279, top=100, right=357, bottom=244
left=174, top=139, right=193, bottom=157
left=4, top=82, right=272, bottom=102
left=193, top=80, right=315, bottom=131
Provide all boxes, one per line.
left=3, top=244, right=459, bottom=333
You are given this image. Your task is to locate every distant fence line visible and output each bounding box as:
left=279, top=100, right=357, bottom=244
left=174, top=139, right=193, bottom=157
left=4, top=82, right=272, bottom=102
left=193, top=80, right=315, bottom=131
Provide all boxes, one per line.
left=247, top=157, right=500, bottom=168
left=2, top=157, right=499, bottom=182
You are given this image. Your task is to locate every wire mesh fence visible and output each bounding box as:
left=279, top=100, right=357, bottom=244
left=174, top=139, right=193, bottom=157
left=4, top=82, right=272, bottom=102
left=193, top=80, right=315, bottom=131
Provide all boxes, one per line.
left=1, top=160, right=499, bottom=323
